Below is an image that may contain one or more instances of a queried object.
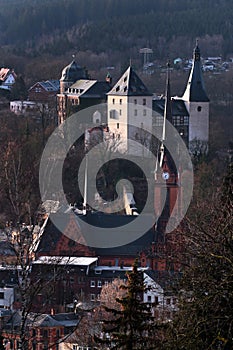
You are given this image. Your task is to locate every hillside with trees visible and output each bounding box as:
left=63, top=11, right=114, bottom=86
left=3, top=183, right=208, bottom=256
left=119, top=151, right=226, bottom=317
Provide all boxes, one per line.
left=0, top=0, right=233, bottom=59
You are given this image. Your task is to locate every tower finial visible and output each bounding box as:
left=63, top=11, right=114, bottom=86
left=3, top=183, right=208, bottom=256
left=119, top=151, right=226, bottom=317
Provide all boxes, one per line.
left=194, top=40, right=201, bottom=61
left=129, top=58, right=132, bottom=67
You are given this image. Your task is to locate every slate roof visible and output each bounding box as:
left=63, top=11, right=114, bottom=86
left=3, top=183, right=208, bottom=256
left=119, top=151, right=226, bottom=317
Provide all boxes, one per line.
left=182, top=44, right=209, bottom=102
left=153, top=98, right=189, bottom=117
left=36, top=212, right=155, bottom=257
left=29, top=80, right=60, bottom=92
left=61, top=60, right=88, bottom=82
left=52, top=312, right=80, bottom=328
left=31, top=314, right=62, bottom=328
left=144, top=270, right=181, bottom=295
left=4, top=311, right=79, bottom=330
left=68, top=80, right=111, bottom=99
left=108, top=66, right=152, bottom=96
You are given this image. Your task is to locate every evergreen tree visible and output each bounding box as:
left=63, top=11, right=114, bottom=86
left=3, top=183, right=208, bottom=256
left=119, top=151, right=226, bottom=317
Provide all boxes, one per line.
left=95, top=260, right=160, bottom=350
left=164, top=163, right=233, bottom=349
left=10, top=75, right=28, bottom=101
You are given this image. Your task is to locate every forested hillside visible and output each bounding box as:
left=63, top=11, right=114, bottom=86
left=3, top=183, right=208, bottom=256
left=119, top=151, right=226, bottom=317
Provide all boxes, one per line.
left=0, top=0, right=233, bottom=58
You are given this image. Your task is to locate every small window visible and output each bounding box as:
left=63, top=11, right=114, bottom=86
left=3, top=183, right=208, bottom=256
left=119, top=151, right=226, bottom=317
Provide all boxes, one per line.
left=119, top=99, right=122, bottom=105
left=134, top=99, right=137, bottom=105
left=143, top=109, right=146, bottom=116
left=0, top=292, right=4, bottom=299
left=134, top=109, right=137, bottom=116
left=98, top=280, right=102, bottom=288
left=116, top=86, right=120, bottom=92
left=119, top=109, right=122, bottom=116
left=197, top=106, right=202, bottom=112
left=90, top=294, right=95, bottom=301
left=90, top=280, right=95, bottom=287
left=117, top=123, right=119, bottom=129
left=147, top=295, right=152, bottom=302
left=143, top=98, right=146, bottom=106
left=112, top=98, right=115, bottom=104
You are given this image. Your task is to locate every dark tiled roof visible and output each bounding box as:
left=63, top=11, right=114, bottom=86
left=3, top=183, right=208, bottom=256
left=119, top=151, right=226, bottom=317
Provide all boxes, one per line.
left=61, top=60, right=88, bottom=82
left=37, top=212, right=155, bottom=257
left=32, top=314, right=62, bottom=327
left=145, top=270, right=181, bottom=294
left=153, top=98, right=189, bottom=117
left=108, top=66, right=152, bottom=96
left=80, top=81, right=111, bottom=99
left=182, top=45, right=209, bottom=102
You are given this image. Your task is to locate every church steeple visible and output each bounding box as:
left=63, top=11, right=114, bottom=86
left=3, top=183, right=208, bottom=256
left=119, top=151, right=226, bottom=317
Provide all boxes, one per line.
left=164, top=61, right=172, bottom=124
left=182, top=41, right=209, bottom=102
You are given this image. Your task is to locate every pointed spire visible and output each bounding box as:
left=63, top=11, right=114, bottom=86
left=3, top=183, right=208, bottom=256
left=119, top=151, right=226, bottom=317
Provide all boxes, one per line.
left=193, top=39, right=201, bottom=62
left=159, top=61, right=172, bottom=168
left=164, top=61, right=172, bottom=124
left=182, top=42, right=209, bottom=102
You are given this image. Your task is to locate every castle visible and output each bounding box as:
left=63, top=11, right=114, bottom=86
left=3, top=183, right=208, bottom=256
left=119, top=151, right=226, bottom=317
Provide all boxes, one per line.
left=57, top=42, right=209, bottom=154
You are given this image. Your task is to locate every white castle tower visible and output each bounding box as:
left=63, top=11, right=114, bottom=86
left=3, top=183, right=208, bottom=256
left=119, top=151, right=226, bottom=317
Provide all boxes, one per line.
left=181, top=42, right=210, bottom=153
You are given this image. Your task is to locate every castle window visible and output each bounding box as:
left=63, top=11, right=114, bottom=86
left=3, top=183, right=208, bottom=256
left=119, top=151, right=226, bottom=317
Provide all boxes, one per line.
left=119, top=99, right=122, bottom=105
left=134, top=99, right=137, bottom=105
left=197, top=106, right=202, bottom=112
left=119, top=109, right=122, bottom=116
left=110, top=110, right=117, bottom=119
left=117, top=123, right=119, bottom=129
left=90, top=280, right=95, bottom=287
left=90, top=294, right=95, bottom=301
left=143, top=109, right=147, bottom=116
left=116, top=85, right=120, bottom=92
left=184, top=116, right=189, bottom=125
left=143, top=98, right=146, bottom=105
left=97, top=280, right=102, bottom=288
left=112, top=98, right=115, bottom=104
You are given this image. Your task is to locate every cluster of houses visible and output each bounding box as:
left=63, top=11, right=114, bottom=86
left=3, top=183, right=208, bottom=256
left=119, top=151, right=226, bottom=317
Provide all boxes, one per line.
left=0, top=43, right=210, bottom=349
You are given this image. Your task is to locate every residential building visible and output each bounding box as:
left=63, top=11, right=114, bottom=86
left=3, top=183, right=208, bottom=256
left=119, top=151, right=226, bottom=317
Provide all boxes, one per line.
left=0, top=68, right=17, bottom=91
left=28, top=80, right=60, bottom=103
